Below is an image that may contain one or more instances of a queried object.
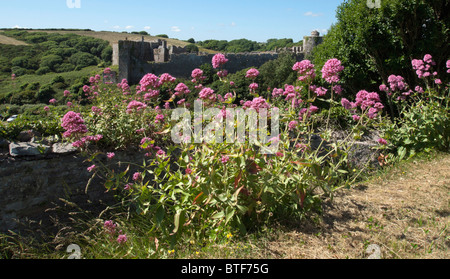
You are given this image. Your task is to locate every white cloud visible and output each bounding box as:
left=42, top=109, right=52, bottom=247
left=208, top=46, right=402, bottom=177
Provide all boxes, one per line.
left=144, top=26, right=151, bottom=30
left=113, top=25, right=120, bottom=29
left=171, top=26, right=181, bottom=32
left=304, top=11, right=323, bottom=17
left=125, top=25, right=134, bottom=29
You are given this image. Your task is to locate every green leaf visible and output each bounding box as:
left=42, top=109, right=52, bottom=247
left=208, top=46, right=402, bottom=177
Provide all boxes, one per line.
left=211, top=211, right=225, bottom=219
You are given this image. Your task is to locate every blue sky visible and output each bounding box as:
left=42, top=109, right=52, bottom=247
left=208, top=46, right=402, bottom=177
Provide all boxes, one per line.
left=0, top=0, right=344, bottom=42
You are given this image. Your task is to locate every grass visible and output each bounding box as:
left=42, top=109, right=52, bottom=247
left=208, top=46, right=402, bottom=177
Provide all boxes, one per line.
left=0, top=34, right=28, bottom=46
left=1, top=151, right=448, bottom=259
left=24, top=29, right=217, bottom=54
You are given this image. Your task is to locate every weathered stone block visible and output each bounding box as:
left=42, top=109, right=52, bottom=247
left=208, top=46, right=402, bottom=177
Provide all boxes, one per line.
left=9, top=142, right=50, bottom=157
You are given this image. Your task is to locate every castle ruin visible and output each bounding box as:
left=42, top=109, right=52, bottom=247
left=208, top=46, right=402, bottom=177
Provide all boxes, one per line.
left=112, top=31, right=323, bottom=84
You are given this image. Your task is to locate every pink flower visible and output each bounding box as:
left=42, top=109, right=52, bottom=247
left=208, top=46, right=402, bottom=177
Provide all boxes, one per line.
left=124, top=183, right=133, bottom=191
left=341, top=98, right=352, bottom=110
left=272, top=88, right=284, bottom=98
left=159, top=73, right=176, bottom=84
left=276, top=152, right=284, bottom=157
left=104, top=220, right=117, bottom=235
left=64, top=90, right=71, bottom=97
left=126, top=100, right=147, bottom=114
left=333, top=85, right=343, bottom=95
left=91, top=106, right=102, bottom=114
left=155, top=114, right=165, bottom=123
left=288, top=120, right=298, bottom=131
left=388, top=75, right=406, bottom=91
left=352, top=115, right=361, bottom=121
left=191, top=68, right=204, bottom=80
left=415, top=86, right=424, bottom=93
left=322, top=58, right=344, bottom=83
left=117, top=234, right=127, bottom=244
left=249, top=83, right=259, bottom=91
left=212, top=53, right=228, bottom=69
left=107, top=152, right=115, bottom=159
left=199, top=87, right=215, bottom=100
left=11, top=73, right=16, bottom=80
left=139, top=73, right=161, bottom=91
left=217, top=70, right=228, bottom=78
left=175, top=83, right=191, bottom=95
left=164, top=102, right=170, bottom=110
left=87, top=165, right=96, bottom=172
left=314, top=87, right=327, bottom=97
left=66, top=102, right=73, bottom=107
left=246, top=68, right=260, bottom=79
left=44, top=106, right=50, bottom=112
left=379, top=84, right=388, bottom=92
left=292, top=60, right=316, bottom=82
left=49, top=99, right=57, bottom=105
left=61, top=111, right=88, bottom=138
left=132, top=172, right=142, bottom=181
left=435, top=79, right=442, bottom=85
left=103, top=68, right=112, bottom=74
left=378, top=138, right=388, bottom=145
left=185, top=168, right=192, bottom=175
left=446, top=60, right=450, bottom=73
left=156, top=149, right=166, bottom=158
left=221, top=155, right=230, bottom=164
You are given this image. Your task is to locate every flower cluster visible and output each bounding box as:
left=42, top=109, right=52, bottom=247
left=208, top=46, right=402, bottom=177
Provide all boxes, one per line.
left=293, top=60, right=316, bottom=82
left=241, top=97, right=270, bottom=112
left=412, top=54, right=436, bottom=79
left=126, top=100, right=147, bottom=114
left=341, top=90, right=384, bottom=119
left=246, top=68, right=260, bottom=79
left=61, top=111, right=88, bottom=138
left=321, top=58, right=344, bottom=83
left=212, top=53, right=228, bottom=69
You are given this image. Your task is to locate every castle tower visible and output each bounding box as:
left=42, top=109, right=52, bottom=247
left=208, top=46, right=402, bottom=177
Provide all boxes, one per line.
left=303, top=30, right=323, bottom=55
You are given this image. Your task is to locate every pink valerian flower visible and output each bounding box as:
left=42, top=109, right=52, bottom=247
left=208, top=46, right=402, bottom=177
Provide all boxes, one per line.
left=177, top=99, right=186, bottom=105
left=64, top=90, right=71, bottom=97
left=87, top=165, right=96, bottom=172
left=117, top=234, right=127, bottom=245
left=61, top=111, right=88, bottom=138
left=164, top=102, right=171, bottom=110
left=139, top=73, right=161, bottom=91
left=288, top=120, right=298, bottom=131
left=341, top=98, right=353, bottom=110
left=159, top=73, right=176, bottom=85
left=333, top=85, right=343, bottom=95
left=435, top=79, right=442, bottom=85
left=126, top=100, right=147, bottom=114
left=199, top=87, right=215, bottom=100
left=446, top=60, right=450, bottom=73
left=224, top=92, right=234, bottom=101
left=415, top=86, right=424, bottom=93
left=355, top=90, right=382, bottom=111
left=44, top=106, right=50, bottom=112
left=246, top=97, right=270, bottom=112
left=249, top=83, right=259, bottom=91
left=66, top=102, right=73, bottom=107
left=107, top=152, right=115, bottom=159
left=212, top=53, right=228, bottom=69
left=104, top=220, right=117, bottom=235
left=299, top=105, right=319, bottom=121
left=11, top=73, right=16, bottom=80
left=292, top=60, right=316, bottom=82
left=352, top=115, right=361, bottom=122
left=314, top=87, right=328, bottom=97
left=272, top=88, right=284, bottom=98
left=49, top=99, right=57, bottom=105
left=155, top=114, right=165, bottom=124
left=191, top=68, right=205, bottom=81
left=83, top=85, right=91, bottom=93
left=378, top=138, right=388, bottom=145
left=246, top=68, right=260, bottom=79
left=387, top=75, right=407, bottom=92
left=174, top=83, right=191, bottom=95
left=322, top=58, right=344, bottom=83
left=156, top=149, right=166, bottom=158
left=221, top=155, right=230, bottom=164
left=124, top=183, right=133, bottom=191
left=276, top=152, right=284, bottom=157
left=132, top=172, right=142, bottom=181
left=185, top=168, right=192, bottom=175
left=217, top=70, right=228, bottom=78
left=103, top=68, right=112, bottom=74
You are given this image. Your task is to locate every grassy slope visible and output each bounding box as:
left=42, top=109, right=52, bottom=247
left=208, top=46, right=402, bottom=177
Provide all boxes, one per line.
left=25, top=29, right=217, bottom=54
left=0, top=34, right=28, bottom=46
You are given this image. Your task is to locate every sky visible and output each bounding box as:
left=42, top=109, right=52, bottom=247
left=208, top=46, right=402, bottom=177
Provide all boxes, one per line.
left=0, top=0, right=345, bottom=42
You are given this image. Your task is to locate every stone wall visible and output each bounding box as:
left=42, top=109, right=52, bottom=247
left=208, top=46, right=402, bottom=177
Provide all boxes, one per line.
left=0, top=140, right=145, bottom=233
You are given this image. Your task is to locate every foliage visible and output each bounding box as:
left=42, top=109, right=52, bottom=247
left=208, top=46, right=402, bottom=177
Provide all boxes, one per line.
left=312, top=0, right=449, bottom=95
left=197, top=38, right=302, bottom=53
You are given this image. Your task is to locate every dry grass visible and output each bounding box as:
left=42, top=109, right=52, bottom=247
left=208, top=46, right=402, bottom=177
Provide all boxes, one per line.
left=227, top=153, right=450, bottom=259
left=0, top=34, right=28, bottom=46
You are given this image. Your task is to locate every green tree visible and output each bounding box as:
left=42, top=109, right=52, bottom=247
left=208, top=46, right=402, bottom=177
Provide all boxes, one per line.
left=312, top=0, right=449, bottom=94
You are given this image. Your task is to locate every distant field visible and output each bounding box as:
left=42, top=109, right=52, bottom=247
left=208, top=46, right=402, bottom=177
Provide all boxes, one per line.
left=0, top=34, right=28, bottom=46
left=25, top=29, right=216, bottom=53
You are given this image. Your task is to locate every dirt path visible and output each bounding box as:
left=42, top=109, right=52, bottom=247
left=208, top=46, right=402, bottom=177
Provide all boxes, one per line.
left=262, top=153, right=450, bottom=259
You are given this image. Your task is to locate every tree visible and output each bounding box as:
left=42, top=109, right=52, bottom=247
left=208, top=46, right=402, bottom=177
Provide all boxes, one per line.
left=312, top=0, right=449, bottom=94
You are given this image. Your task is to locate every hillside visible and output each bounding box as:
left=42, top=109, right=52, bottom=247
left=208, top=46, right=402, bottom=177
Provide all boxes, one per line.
left=24, top=29, right=216, bottom=54
left=0, top=34, right=28, bottom=46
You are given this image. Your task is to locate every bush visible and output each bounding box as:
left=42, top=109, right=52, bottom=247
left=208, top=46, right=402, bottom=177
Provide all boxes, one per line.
left=35, top=84, right=55, bottom=103
left=69, top=52, right=98, bottom=70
